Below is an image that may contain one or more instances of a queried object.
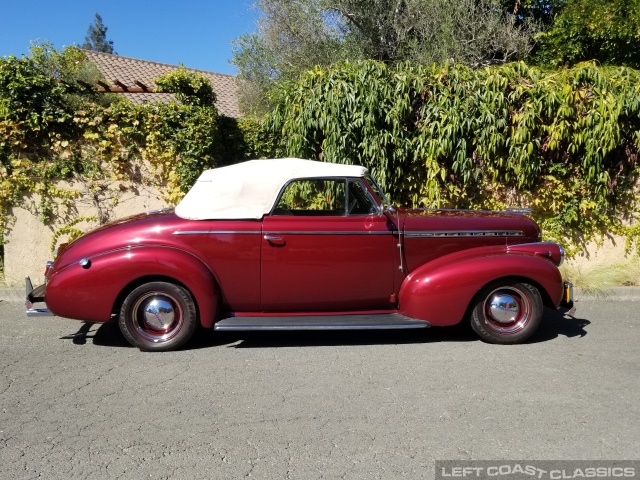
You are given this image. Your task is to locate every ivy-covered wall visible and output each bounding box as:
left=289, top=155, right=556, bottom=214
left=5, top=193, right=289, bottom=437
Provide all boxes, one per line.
left=265, top=60, right=640, bottom=255
left=0, top=46, right=256, bottom=260
left=2, top=46, right=640, bottom=281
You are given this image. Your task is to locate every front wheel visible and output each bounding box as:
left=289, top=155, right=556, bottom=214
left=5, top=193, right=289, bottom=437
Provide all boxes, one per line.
left=470, top=281, right=543, bottom=344
left=119, top=281, right=198, bottom=351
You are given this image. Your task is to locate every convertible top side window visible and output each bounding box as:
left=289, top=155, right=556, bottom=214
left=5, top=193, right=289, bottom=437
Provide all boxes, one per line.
left=271, top=177, right=381, bottom=217
left=272, top=178, right=346, bottom=216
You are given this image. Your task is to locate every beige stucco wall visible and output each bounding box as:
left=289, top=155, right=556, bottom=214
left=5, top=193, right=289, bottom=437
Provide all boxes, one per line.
left=570, top=237, right=629, bottom=264
left=561, top=235, right=640, bottom=289
left=3, top=179, right=638, bottom=287
left=4, top=180, right=167, bottom=286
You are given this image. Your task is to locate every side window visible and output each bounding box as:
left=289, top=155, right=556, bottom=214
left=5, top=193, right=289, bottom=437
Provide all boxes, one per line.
left=347, top=180, right=378, bottom=215
left=274, top=179, right=346, bottom=216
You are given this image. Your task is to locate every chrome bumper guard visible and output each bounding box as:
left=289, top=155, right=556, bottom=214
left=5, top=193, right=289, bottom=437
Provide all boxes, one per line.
left=25, top=276, right=54, bottom=317
left=559, top=281, right=575, bottom=315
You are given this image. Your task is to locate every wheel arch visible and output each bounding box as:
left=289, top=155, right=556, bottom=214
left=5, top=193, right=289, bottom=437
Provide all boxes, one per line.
left=468, top=278, right=544, bottom=344
left=466, top=275, right=556, bottom=312
left=398, top=253, right=563, bottom=326
left=111, top=275, right=207, bottom=325
left=46, top=245, right=220, bottom=327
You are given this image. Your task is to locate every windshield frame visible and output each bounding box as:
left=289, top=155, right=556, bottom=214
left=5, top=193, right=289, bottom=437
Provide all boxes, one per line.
left=364, top=173, right=394, bottom=212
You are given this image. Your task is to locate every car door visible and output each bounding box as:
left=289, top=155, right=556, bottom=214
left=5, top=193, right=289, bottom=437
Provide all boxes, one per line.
left=261, top=177, right=397, bottom=312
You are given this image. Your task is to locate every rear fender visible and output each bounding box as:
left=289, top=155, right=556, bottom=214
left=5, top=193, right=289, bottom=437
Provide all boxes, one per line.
left=45, top=246, right=219, bottom=327
left=398, top=246, right=563, bottom=326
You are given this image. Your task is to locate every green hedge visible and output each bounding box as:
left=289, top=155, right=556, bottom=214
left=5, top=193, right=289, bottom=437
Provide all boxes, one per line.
left=266, top=60, right=640, bottom=254
left=3, top=46, right=640, bottom=257
left=0, top=45, right=247, bottom=250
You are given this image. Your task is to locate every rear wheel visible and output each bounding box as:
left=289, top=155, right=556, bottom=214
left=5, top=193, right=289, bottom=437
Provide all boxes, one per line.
left=470, top=281, right=542, bottom=344
left=119, top=281, right=198, bottom=351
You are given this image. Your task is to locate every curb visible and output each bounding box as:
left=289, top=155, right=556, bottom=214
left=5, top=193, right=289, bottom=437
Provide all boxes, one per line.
left=3, top=285, right=640, bottom=303
left=0, top=286, right=26, bottom=303
left=574, top=286, right=640, bottom=301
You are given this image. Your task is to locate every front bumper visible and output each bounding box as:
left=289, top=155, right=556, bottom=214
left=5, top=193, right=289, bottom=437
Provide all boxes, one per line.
left=559, top=280, right=575, bottom=315
left=25, top=276, right=54, bottom=317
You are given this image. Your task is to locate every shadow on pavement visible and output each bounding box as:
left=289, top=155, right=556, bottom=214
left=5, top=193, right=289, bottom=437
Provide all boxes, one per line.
left=60, top=321, right=130, bottom=348
left=529, top=307, right=590, bottom=343
left=213, top=322, right=477, bottom=349
left=59, top=308, right=591, bottom=350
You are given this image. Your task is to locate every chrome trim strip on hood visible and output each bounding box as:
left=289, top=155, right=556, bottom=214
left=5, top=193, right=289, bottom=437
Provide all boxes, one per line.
left=405, top=230, right=525, bottom=238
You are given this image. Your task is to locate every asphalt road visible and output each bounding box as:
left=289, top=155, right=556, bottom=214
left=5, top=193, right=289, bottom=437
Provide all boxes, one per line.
left=0, top=298, right=638, bottom=479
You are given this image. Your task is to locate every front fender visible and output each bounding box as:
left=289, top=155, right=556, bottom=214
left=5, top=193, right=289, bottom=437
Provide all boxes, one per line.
left=45, top=246, right=218, bottom=327
left=398, top=246, right=563, bottom=326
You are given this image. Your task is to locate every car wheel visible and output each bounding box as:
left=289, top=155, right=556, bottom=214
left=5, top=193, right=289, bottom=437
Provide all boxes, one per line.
left=470, top=281, right=542, bottom=344
left=119, top=281, right=198, bottom=351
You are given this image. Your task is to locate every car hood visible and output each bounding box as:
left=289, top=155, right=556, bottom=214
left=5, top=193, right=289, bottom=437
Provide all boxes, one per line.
left=399, top=208, right=541, bottom=241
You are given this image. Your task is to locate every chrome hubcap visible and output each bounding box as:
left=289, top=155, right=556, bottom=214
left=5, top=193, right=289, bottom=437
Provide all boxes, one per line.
left=483, top=286, right=531, bottom=334
left=489, top=294, right=519, bottom=324
left=143, top=299, right=175, bottom=331
left=131, top=292, right=183, bottom=343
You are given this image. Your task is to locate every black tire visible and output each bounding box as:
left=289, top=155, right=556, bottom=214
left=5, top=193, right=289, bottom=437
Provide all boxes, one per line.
left=470, top=281, right=543, bottom=344
left=119, top=281, right=198, bottom=351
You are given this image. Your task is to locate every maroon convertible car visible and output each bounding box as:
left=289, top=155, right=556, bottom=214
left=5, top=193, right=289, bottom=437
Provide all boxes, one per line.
left=26, top=158, right=574, bottom=351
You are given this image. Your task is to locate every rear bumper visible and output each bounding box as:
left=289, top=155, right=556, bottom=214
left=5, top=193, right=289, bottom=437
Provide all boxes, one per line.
left=25, top=276, right=54, bottom=317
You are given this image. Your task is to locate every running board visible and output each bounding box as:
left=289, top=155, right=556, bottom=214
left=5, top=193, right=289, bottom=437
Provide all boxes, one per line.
left=213, top=314, right=430, bottom=331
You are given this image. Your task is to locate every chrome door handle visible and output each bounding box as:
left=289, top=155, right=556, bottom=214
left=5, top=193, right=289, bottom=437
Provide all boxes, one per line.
left=264, top=235, right=285, bottom=245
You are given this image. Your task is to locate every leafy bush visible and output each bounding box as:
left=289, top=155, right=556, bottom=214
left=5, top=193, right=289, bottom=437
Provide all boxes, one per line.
left=266, top=60, right=640, bottom=254
left=0, top=45, right=229, bottom=249
left=4, top=44, right=640, bottom=260
left=532, top=0, right=640, bottom=68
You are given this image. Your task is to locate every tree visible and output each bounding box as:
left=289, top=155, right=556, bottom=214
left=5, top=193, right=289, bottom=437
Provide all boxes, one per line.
left=326, top=0, right=537, bottom=65
left=532, top=0, right=640, bottom=67
left=81, top=13, right=115, bottom=54
left=500, top=0, right=563, bottom=27
left=232, top=0, right=538, bottom=115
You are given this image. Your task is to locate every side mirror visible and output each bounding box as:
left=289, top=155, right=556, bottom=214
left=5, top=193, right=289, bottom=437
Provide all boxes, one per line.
left=382, top=204, right=397, bottom=221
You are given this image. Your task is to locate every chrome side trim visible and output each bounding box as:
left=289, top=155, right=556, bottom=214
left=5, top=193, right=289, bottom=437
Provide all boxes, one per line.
left=215, top=323, right=427, bottom=331
left=213, top=313, right=430, bottom=331
left=264, top=231, right=394, bottom=235
left=405, top=230, right=525, bottom=238
left=409, top=207, right=527, bottom=214
left=176, top=229, right=516, bottom=237
left=173, top=230, right=393, bottom=236
left=173, top=230, right=262, bottom=235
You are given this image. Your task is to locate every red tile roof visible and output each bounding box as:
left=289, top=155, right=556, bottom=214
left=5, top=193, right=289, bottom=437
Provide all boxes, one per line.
left=82, top=49, right=241, bottom=118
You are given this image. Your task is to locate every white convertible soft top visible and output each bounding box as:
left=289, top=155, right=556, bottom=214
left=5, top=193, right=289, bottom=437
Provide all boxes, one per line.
left=175, top=158, right=368, bottom=220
